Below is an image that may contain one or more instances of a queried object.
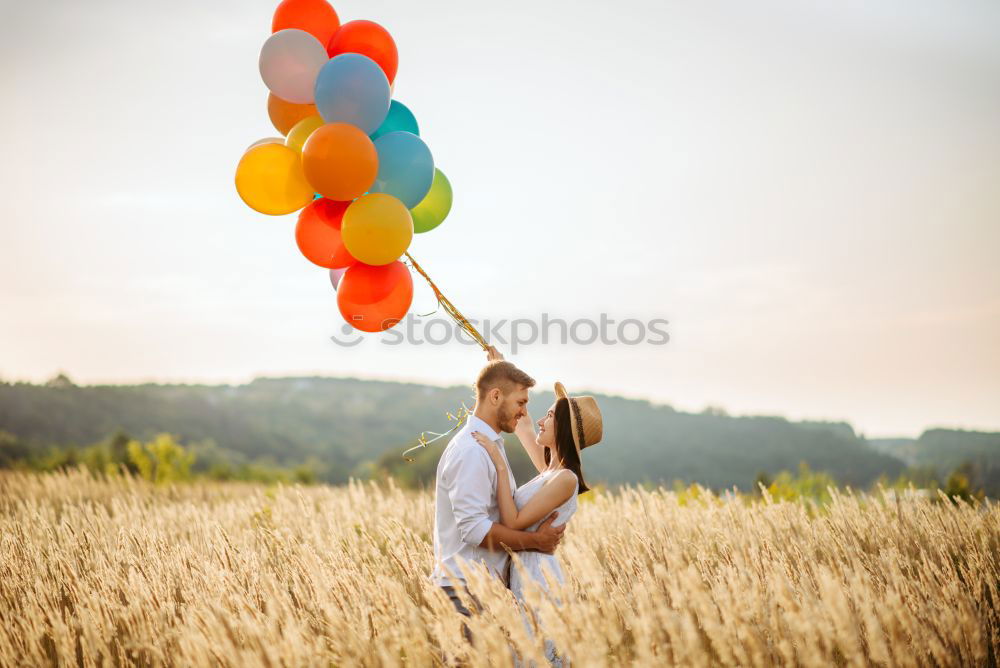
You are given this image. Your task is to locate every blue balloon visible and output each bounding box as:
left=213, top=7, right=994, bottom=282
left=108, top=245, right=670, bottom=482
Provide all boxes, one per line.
left=314, top=54, right=390, bottom=135
left=371, top=100, right=419, bottom=141
left=370, top=132, right=435, bottom=209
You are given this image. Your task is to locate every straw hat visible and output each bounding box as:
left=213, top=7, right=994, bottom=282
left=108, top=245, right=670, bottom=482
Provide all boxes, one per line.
left=554, top=382, right=603, bottom=453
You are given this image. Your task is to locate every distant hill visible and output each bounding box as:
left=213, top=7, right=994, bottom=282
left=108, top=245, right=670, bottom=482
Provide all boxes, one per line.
left=870, top=429, right=1000, bottom=486
left=907, top=429, right=1000, bottom=493
left=911, top=429, right=1000, bottom=470
left=0, top=375, right=932, bottom=490
left=868, top=437, right=917, bottom=462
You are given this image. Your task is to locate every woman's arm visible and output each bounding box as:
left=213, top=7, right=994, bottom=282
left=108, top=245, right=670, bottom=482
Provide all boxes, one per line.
left=472, top=432, right=519, bottom=527
left=472, top=432, right=577, bottom=530
left=515, top=414, right=547, bottom=473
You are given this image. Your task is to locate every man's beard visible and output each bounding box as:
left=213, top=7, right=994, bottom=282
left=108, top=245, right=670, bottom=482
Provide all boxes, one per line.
left=496, top=405, right=518, bottom=433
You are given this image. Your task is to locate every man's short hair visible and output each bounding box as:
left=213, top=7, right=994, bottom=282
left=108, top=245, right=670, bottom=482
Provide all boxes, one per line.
left=475, top=361, right=535, bottom=399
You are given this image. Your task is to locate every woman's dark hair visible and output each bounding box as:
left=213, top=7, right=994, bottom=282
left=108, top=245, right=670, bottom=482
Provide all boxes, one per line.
left=542, top=398, right=590, bottom=494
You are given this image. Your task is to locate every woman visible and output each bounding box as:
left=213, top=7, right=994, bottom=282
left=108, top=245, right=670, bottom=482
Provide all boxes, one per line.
left=472, top=378, right=603, bottom=665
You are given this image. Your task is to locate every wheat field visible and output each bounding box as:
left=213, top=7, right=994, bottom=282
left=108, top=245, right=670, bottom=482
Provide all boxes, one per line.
left=1, top=470, right=997, bottom=667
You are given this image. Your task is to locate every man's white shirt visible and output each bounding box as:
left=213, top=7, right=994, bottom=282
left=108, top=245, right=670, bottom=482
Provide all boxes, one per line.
left=431, top=414, right=517, bottom=587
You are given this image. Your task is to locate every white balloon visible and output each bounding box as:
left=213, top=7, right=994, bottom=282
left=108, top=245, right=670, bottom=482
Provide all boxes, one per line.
left=259, top=29, right=328, bottom=104
left=245, top=137, right=283, bottom=151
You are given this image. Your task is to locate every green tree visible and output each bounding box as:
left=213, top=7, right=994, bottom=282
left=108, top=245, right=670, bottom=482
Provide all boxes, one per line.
left=107, top=429, right=138, bottom=475
left=766, top=462, right=837, bottom=504
left=943, top=461, right=985, bottom=503
left=753, top=470, right=772, bottom=494
left=127, top=434, right=195, bottom=484
left=0, top=430, right=29, bottom=467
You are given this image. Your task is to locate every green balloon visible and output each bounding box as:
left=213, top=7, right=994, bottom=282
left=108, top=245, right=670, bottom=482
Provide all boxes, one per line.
left=370, top=100, right=419, bottom=141
left=410, top=168, right=452, bottom=233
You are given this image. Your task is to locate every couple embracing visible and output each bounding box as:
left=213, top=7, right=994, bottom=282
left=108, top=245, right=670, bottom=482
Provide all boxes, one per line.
left=431, top=347, right=604, bottom=662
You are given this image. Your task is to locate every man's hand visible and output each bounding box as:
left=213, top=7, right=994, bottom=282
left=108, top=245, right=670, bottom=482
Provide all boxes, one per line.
left=486, top=345, right=504, bottom=362
left=479, top=515, right=565, bottom=554
left=532, top=512, right=565, bottom=554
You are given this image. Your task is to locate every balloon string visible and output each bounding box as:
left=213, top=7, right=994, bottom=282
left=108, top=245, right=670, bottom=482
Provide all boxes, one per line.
left=399, top=254, right=486, bottom=462
left=404, top=251, right=490, bottom=351
left=401, top=403, right=473, bottom=461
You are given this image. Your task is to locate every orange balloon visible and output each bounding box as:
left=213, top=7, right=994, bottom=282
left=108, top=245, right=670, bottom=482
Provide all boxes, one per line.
left=326, top=20, right=398, bottom=84
left=302, top=123, right=378, bottom=201
left=295, top=198, right=356, bottom=268
left=272, top=0, right=341, bottom=47
left=267, top=93, right=317, bottom=136
left=337, top=261, right=413, bottom=332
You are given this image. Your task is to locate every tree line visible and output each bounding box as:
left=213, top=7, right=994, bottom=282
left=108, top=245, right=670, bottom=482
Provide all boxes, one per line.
left=1, top=374, right=997, bottom=495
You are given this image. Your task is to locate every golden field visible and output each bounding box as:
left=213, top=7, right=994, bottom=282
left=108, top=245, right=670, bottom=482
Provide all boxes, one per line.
left=1, top=469, right=997, bottom=667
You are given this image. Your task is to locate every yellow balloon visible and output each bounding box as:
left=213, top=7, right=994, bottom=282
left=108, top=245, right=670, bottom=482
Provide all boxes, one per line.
left=235, top=143, right=314, bottom=215
left=285, top=115, right=325, bottom=153
left=341, top=194, right=413, bottom=265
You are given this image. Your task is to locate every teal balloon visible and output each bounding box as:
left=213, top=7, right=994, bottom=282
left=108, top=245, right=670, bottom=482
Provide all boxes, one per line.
left=371, top=100, right=419, bottom=141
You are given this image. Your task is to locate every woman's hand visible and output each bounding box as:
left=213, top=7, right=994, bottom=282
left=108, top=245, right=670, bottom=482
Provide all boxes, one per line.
left=515, top=412, right=535, bottom=436
left=472, top=431, right=503, bottom=464
left=514, top=411, right=546, bottom=473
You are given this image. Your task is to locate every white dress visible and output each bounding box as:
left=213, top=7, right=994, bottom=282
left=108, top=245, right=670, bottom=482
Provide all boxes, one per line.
left=509, top=469, right=578, bottom=666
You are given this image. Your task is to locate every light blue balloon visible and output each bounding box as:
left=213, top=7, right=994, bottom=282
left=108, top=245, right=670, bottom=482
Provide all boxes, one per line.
left=371, top=100, right=419, bottom=141
left=314, top=53, right=390, bottom=135
left=370, top=132, right=435, bottom=209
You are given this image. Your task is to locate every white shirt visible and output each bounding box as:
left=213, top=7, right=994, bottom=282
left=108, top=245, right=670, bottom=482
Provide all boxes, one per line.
left=431, top=414, right=518, bottom=587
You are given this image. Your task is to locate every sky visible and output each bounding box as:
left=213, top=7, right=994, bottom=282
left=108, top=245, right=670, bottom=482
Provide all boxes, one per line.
left=1, top=0, right=999, bottom=437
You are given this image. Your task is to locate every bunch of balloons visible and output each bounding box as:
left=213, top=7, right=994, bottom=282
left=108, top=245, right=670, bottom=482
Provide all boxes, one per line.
left=235, top=0, right=454, bottom=333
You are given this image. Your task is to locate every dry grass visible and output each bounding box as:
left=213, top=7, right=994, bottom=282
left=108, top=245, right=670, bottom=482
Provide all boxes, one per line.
left=1, top=469, right=997, bottom=667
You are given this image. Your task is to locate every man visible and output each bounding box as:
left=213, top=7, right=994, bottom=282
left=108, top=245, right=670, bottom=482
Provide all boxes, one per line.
left=431, top=350, right=565, bottom=629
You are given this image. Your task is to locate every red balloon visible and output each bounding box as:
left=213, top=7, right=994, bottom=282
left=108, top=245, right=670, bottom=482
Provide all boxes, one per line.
left=295, top=198, right=356, bottom=269
left=337, top=261, right=413, bottom=332
left=272, top=0, right=341, bottom=47
left=326, top=20, right=398, bottom=84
